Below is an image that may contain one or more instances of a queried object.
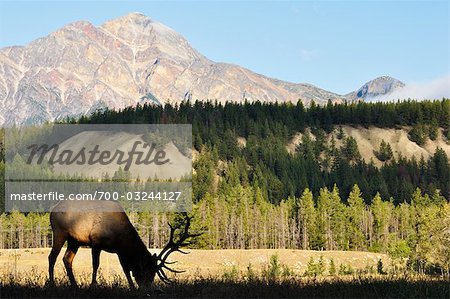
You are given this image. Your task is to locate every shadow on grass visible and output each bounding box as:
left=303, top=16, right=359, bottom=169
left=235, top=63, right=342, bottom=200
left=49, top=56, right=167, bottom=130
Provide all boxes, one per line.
left=1, top=276, right=449, bottom=298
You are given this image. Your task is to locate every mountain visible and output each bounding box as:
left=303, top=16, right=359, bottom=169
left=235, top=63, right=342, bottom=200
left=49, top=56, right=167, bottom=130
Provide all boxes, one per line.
left=346, top=76, right=405, bottom=101
left=0, top=13, right=402, bottom=125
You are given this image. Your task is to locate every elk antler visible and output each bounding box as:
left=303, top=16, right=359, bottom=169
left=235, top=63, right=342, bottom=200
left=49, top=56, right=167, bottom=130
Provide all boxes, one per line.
left=156, top=213, right=201, bottom=283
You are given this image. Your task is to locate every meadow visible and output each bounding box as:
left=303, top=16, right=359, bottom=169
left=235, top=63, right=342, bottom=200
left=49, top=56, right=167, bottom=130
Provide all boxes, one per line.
left=1, top=248, right=448, bottom=298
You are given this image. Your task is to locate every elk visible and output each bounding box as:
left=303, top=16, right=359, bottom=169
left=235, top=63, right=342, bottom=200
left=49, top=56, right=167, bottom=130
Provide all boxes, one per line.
left=48, top=201, right=198, bottom=289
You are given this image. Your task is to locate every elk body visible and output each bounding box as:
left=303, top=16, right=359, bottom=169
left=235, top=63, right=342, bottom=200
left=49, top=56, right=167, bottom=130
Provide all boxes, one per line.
left=48, top=201, right=196, bottom=289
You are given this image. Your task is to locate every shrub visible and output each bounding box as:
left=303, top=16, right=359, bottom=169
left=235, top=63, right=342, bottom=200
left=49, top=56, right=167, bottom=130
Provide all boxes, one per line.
left=329, top=259, right=337, bottom=276
left=264, top=254, right=281, bottom=282
left=304, top=257, right=317, bottom=277
left=304, top=256, right=326, bottom=277
left=317, top=256, right=326, bottom=276
left=338, top=263, right=355, bottom=275
left=245, top=263, right=257, bottom=281
left=222, top=265, right=239, bottom=282
left=374, top=140, right=394, bottom=162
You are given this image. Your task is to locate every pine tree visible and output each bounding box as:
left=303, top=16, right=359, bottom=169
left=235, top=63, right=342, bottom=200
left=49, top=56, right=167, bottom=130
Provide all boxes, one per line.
left=299, top=189, right=316, bottom=250
left=370, top=193, right=393, bottom=252
left=329, top=185, right=348, bottom=250
left=316, top=188, right=332, bottom=250
left=342, top=136, right=361, bottom=162
left=347, top=185, right=366, bottom=250
left=428, top=119, right=439, bottom=141
left=409, top=124, right=427, bottom=145
left=304, top=257, right=317, bottom=277
left=375, top=140, right=394, bottom=162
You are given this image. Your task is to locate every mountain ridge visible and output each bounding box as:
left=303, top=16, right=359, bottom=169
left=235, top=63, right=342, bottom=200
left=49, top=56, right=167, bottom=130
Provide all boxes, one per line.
left=0, top=12, right=403, bottom=125
left=346, top=76, right=405, bottom=101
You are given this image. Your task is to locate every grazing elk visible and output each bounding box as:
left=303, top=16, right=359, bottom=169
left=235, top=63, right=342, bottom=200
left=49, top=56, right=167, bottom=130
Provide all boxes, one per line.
left=48, top=201, right=198, bottom=289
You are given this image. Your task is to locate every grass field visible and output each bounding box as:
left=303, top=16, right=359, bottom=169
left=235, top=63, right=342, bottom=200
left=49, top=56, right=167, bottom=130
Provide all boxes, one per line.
left=0, top=248, right=391, bottom=280
left=1, top=248, right=448, bottom=298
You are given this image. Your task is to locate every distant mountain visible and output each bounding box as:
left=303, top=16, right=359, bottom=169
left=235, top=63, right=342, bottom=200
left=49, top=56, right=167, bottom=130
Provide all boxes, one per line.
left=346, top=76, right=405, bottom=101
left=0, top=13, right=402, bottom=125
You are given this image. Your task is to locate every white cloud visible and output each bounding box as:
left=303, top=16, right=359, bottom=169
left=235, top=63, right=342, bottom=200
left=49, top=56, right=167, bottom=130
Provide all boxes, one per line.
left=369, top=74, right=450, bottom=102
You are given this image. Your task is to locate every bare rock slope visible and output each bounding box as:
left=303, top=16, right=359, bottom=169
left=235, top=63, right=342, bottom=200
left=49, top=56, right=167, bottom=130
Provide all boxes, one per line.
left=286, top=126, right=449, bottom=166
left=0, top=13, right=402, bottom=125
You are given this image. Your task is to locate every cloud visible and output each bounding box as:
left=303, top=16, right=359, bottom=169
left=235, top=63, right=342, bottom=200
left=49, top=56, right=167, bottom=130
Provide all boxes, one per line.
left=370, top=74, right=450, bottom=102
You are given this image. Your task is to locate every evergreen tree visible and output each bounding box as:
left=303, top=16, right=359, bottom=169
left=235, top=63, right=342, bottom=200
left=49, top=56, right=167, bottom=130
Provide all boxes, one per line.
left=342, top=136, right=361, bottom=162
left=409, top=124, right=427, bottom=145
left=299, top=189, right=316, bottom=250
left=375, top=140, right=394, bottom=162
left=370, top=193, right=392, bottom=252
left=347, top=185, right=366, bottom=250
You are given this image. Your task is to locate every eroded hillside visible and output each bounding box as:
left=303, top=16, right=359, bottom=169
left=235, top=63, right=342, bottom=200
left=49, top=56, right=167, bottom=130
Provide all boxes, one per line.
left=286, top=126, right=449, bottom=166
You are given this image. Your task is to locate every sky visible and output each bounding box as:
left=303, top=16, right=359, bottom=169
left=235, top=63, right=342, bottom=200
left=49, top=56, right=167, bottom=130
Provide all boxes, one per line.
left=0, top=1, right=449, bottom=95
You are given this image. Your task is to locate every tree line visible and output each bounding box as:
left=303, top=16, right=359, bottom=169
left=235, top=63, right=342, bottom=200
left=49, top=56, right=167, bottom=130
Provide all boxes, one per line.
left=1, top=185, right=448, bottom=274
left=79, top=99, right=450, bottom=133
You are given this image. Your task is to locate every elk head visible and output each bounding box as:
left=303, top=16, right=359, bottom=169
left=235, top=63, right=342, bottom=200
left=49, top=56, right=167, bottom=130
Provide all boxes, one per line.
left=133, top=251, right=158, bottom=288
left=146, top=214, right=200, bottom=285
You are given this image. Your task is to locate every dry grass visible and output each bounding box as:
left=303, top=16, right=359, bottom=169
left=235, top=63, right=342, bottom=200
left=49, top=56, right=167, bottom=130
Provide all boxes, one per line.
left=1, top=270, right=448, bottom=298
left=0, top=248, right=390, bottom=281
left=1, top=248, right=448, bottom=298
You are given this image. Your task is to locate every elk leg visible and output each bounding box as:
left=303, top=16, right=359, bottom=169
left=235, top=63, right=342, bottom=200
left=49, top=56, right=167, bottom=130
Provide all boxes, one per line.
left=48, top=231, right=67, bottom=285
left=91, top=248, right=101, bottom=286
left=119, top=257, right=135, bottom=289
left=63, top=237, right=79, bottom=287
left=124, top=270, right=135, bottom=290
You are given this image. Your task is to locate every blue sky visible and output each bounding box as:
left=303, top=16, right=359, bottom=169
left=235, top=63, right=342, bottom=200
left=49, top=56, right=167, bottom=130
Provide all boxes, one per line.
left=0, top=1, right=448, bottom=94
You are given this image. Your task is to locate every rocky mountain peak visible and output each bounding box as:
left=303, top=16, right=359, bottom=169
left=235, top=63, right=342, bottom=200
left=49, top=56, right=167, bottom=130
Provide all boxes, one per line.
left=100, top=12, right=180, bottom=45
left=102, top=12, right=152, bottom=32
left=69, top=20, right=95, bottom=29
left=121, top=12, right=151, bottom=22
left=346, top=76, right=405, bottom=101
left=0, top=13, right=404, bottom=126
left=357, top=76, right=404, bottom=98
